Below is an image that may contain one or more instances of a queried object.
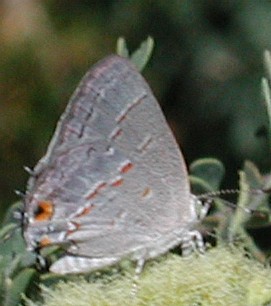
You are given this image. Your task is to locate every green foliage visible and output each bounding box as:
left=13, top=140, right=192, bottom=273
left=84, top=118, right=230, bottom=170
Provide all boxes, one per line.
left=190, top=158, right=225, bottom=193
left=116, top=36, right=154, bottom=72
left=190, top=157, right=271, bottom=264
left=25, top=247, right=271, bottom=306
left=262, top=50, right=271, bottom=148
left=1, top=3, right=271, bottom=304
left=1, top=0, right=271, bottom=212
left=0, top=203, right=37, bottom=306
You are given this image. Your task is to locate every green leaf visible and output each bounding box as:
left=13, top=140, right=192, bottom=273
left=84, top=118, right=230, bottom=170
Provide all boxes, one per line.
left=130, top=36, right=154, bottom=72
left=2, top=201, right=23, bottom=225
left=241, top=161, right=271, bottom=227
left=116, top=37, right=129, bottom=58
left=190, top=158, right=225, bottom=190
left=243, top=160, right=263, bottom=189
left=4, top=268, right=36, bottom=306
left=262, top=50, right=271, bottom=148
left=261, top=77, right=271, bottom=147
left=116, top=36, right=154, bottom=72
left=0, top=223, right=17, bottom=242
left=190, top=175, right=215, bottom=194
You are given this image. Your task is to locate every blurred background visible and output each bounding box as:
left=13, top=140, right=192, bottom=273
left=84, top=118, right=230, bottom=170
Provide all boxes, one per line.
left=0, top=0, right=271, bottom=219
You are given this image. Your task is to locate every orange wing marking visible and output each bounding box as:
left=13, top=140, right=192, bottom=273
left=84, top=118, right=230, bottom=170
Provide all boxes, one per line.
left=120, top=161, right=134, bottom=174
left=34, top=201, right=54, bottom=221
left=86, top=182, right=107, bottom=200
left=109, top=126, right=123, bottom=140
left=110, top=177, right=124, bottom=187
left=39, top=236, right=52, bottom=247
left=76, top=205, right=95, bottom=218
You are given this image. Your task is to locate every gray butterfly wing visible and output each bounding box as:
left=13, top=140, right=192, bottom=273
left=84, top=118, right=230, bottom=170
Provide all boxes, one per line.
left=23, top=55, right=197, bottom=274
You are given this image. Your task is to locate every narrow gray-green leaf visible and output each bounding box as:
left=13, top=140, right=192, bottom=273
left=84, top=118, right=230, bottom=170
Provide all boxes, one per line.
left=264, top=50, right=271, bottom=82
left=116, top=37, right=129, bottom=58
left=261, top=77, right=271, bottom=148
left=130, top=36, right=154, bottom=72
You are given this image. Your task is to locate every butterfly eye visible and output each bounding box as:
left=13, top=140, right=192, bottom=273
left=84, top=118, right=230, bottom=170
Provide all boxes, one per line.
left=34, top=201, right=54, bottom=221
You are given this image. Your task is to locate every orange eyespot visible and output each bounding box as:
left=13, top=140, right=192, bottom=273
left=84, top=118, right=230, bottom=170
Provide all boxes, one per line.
left=34, top=200, right=54, bottom=221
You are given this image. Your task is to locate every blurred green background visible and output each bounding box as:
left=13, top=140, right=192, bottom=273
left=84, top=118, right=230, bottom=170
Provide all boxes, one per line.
left=0, top=0, right=271, bottom=219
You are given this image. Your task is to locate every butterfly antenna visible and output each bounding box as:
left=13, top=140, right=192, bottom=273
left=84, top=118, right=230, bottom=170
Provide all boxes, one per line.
left=197, top=188, right=269, bottom=217
left=197, top=188, right=241, bottom=201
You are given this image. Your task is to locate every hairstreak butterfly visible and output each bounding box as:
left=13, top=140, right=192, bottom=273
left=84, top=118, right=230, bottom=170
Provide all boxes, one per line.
left=22, top=55, right=201, bottom=274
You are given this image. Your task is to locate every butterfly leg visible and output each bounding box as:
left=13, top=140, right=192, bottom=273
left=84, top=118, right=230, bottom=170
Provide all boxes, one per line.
left=192, top=195, right=211, bottom=221
left=130, top=257, right=145, bottom=296
left=181, top=230, right=204, bottom=256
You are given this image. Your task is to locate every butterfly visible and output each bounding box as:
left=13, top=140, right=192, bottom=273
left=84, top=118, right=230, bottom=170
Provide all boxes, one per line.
left=22, top=55, right=201, bottom=274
